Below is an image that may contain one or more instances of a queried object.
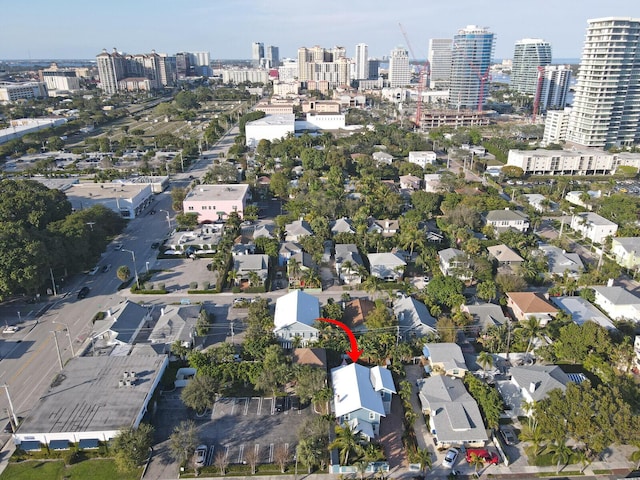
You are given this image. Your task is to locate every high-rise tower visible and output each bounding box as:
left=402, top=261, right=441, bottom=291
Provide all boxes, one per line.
left=567, top=17, right=640, bottom=148
left=428, top=39, right=452, bottom=88
left=355, top=43, right=369, bottom=80
left=388, top=47, right=410, bottom=88
left=511, top=39, right=552, bottom=95
left=449, top=25, right=495, bottom=110
left=252, top=42, right=264, bottom=67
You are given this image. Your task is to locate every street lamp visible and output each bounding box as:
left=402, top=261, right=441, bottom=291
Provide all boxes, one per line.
left=159, top=209, right=172, bottom=229
left=51, top=331, right=64, bottom=370
left=52, top=321, right=75, bottom=357
left=122, top=249, right=140, bottom=290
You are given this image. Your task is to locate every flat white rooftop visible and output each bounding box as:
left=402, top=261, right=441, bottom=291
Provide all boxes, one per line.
left=184, top=183, right=249, bottom=202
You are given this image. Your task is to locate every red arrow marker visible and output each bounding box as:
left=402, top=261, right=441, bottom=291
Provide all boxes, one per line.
left=318, top=318, right=363, bottom=363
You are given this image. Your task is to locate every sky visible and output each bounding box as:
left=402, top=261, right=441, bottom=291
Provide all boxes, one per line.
left=2, top=0, right=640, bottom=61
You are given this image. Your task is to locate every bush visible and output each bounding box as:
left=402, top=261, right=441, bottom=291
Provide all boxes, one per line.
left=158, top=283, right=165, bottom=291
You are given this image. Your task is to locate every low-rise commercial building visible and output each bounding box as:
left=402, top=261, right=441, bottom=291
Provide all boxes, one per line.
left=182, top=184, right=250, bottom=223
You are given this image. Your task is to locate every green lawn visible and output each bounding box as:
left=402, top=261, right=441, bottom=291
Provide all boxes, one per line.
left=0, top=459, right=142, bottom=480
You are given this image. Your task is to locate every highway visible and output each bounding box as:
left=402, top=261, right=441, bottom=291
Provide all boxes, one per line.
left=0, top=125, right=241, bottom=440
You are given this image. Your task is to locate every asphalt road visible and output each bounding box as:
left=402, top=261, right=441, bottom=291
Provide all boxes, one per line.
left=0, top=125, right=242, bottom=441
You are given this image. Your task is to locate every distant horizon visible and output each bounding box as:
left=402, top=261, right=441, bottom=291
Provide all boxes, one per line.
left=2, top=1, right=639, bottom=60
left=0, top=57, right=583, bottom=64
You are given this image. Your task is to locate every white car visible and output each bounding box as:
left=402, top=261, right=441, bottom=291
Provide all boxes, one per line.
left=443, top=447, right=460, bottom=469
left=88, top=266, right=100, bottom=276
left=3, top=326, right=19, bottom=334
left=194, top=445, right=208, bottom=467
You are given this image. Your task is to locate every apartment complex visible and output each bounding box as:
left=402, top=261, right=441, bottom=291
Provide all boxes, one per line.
left=542, top=108, right=572, bottom=145
left=507, top=148, right=640, bottom=175
left=388, top=47, right=411, bottom=88
left=428, top=39, right=453, bottom=88
left=0, top=81, right=48, bottom=102
left=538, top=65, right=571, bottom=112
left=297, top=46, right=350, bottom=88
left=566, top=17, right=640, bottom=148
left=511, top=39, right=552, bottom=95
left=449, top=25, right=495, bottom=111
left=96, top=48, right=175, bottom=94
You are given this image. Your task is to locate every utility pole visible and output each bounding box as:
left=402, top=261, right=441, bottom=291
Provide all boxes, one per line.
left=49, top=268, right=57, bottom=296
left=2, top=384, right=18, bottom=429
left=52, top=331, right=63, bottom=370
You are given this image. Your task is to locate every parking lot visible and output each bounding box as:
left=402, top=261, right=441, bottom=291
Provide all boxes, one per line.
left=201, top=396, right=312, bottom=466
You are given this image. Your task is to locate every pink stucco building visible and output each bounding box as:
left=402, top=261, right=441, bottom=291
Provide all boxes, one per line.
left=183, top=184, right=250, bottom=223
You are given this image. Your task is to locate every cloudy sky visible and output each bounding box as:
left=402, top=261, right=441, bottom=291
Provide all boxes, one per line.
left=2, top=0, right=640, bottom=60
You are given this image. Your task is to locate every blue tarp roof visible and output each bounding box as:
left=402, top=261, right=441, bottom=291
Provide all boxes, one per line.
left=79, top=438, right=100, bottom=449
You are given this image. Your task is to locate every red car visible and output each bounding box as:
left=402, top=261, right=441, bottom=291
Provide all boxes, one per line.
left=465, top=448, right=499, bottom=465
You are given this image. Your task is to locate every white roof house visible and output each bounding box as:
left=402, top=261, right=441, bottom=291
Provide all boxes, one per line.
left=367, top=252, right=406, bottom=281
left=611, top=237, right=640, bottom=270
left=570, top=212, right=618, bottom=245
left=592, top=286, right=640, bottom=322
left=485, top=209, right=530, bottom=233
left=331, top=217, right=356, bottom=234
left=393, top=295, right=437, bottom=338
left=551, top=296, right=617, bottom=330
left=422, top=343, right=468, bottom=378
left=510, top=365, right=572, bottom=406
left=284, top=219, right=314, bottom=242
left=408, top=151, right=437, bottom=168
left=331, top=363, right=396, bottom=439
left=273, top=290, right=320, bottom=346
left=538, top=244, right=584, bottom=278
left=417, top=375, right=488, bottom=448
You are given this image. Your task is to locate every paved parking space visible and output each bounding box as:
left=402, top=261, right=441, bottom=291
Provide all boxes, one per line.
left=203, top=396, right=310, bottom=465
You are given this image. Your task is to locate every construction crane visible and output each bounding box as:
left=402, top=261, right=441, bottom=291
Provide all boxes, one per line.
left=399, top=23, right=430, bottom=129
left=452, top=42, right=491, bottom=112
left=532, top=65, right=546, bottom=122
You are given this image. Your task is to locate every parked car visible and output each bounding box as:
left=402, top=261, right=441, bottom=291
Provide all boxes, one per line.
left=290, top=396, right=300, bottom=410
left=77, top=287, right=90, bottom=299
left=194, top=445, right=208, bottom=467
left=88, top=266, right=100, bottom=276
left=114, top=243, right=123, bottom=251
left=2, top=326, right=19, bottom=334
left=465, top=448, right=499, bottom=465
left=443, top=448, right=460, bottom=469
left=499, top=425, right=518, bottom=445
left=151, top=242, right=160, bottom=249
left=102, top=264, right=111, bottom=273
left=274, top=396, right=285, bottom=412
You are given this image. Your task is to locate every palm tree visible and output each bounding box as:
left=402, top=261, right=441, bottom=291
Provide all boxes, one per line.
left=354, top=460, right=368, bottom=480
left=467, top=452, right=485, bottom=476
left=477, top=351, right=494, bottom=376
left=520, top=419, right=546, bottom=457
left=288, top=258, right=301, bottom=284
left=248, top=270, right=260, bottom=287
left=547, top=438, right=572, bottom=474
left=328, top=423, right=364, bottom=466
left=362, top=275, right=382, bottom=298
left=520, top=316, right=543, bottom=355
left=226, top=270, right=238, bottom=286
left=414, top=448, right=433, bottom=479
left=340, top=260, right=354, bottom=283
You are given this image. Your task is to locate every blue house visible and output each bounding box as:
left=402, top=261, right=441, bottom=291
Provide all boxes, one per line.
left=331, top=363, right=396, bottom=439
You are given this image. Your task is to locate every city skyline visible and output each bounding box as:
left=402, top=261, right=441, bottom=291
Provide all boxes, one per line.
left=2, top=0, right=640, bottom=61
